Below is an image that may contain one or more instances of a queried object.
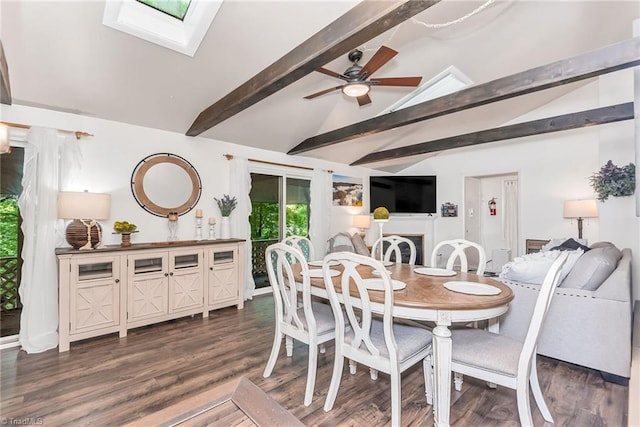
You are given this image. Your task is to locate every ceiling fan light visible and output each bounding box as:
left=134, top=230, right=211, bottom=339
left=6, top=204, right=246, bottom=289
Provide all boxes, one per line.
left=342, top=82, right=370, bottom=98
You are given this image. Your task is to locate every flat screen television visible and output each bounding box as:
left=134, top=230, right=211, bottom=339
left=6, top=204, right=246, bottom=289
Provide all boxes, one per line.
left=369, top=175, right=437, bottom=214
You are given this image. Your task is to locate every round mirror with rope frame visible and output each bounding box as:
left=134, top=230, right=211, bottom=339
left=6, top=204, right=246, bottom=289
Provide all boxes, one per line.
left=131, top=153, right=202, bottom=217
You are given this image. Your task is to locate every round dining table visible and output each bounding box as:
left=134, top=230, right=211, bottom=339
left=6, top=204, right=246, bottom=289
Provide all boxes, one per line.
left=295, top=262, right=514, bottom=427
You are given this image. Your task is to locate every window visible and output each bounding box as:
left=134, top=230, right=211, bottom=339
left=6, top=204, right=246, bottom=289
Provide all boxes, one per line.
left=381, top=66, right=473, bottom=114
left=103, top=0, right=222, bottom=56
left=249, top=172, right=311, bottom=289
left=137, top=0, right=191, bottom=21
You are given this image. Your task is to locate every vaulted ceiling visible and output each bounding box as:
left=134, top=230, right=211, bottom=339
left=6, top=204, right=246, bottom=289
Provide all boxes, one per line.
left=1, top=1, right=639, bottom=172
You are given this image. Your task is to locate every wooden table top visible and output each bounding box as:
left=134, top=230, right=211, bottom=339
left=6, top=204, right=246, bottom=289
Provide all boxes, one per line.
left=296, top=263, right=514, bottom=311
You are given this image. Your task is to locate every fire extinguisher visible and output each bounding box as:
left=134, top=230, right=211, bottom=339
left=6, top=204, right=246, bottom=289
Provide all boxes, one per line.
left=488, top=198, right=497, bottom=216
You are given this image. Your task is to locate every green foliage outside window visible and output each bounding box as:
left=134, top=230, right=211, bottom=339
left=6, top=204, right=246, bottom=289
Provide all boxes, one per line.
left=286, top=204, right=309, bottom=237
left=0, top=195, right=19, bottom=257
left=250, top=202, right=309, bottom=240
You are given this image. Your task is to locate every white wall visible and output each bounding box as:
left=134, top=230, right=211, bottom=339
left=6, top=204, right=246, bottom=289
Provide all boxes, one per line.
left=401, top=70, right=638, bottom=300
left=1, top=104, right=373, bottom=247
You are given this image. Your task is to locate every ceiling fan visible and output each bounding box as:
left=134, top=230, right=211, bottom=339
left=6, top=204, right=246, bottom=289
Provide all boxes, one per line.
left=303, top=45, right=422, bottom=106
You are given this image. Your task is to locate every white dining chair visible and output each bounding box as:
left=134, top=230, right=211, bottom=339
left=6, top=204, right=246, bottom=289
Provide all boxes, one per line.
left=371, top=235, right=417, bottom=265
left=431, top=251, right=569, bottom=426
left=282, top=235, right=315, bottom=262
left=263, top=242, right=336, bottom=406
left=431, top=238, right=487, bottom=275
left=322, top=252, right=433, bottom=426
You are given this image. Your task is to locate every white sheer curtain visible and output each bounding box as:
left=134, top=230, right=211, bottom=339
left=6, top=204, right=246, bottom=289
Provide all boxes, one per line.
left=18, top=127, right=81, bottom=353
left=309, top=169, right=332, bottom=257
left=230, top=156, right=255, bottom=300
left=502, top=179, right=519, bottom=256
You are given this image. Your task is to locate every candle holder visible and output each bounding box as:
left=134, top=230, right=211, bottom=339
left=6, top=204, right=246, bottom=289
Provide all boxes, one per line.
left=208, top=223, right=216, bottom=240
left=168, top=212, right=178, bottom=241
left=195, top=217, right=203, bottom=240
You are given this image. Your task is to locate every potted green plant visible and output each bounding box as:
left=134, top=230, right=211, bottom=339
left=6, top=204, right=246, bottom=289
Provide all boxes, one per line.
left=215, top=195, right=237, bottom=239
left=113, top=220, right=138, bottom=247
left=589, top=160, right=635, bottom=202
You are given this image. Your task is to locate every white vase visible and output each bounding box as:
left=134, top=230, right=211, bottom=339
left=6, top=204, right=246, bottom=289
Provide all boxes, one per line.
left=220, top=216, right=231, bottom=239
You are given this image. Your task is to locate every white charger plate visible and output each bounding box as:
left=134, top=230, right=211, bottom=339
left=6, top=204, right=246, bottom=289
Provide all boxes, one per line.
left=443, top=281, right=501, bottom=296
left=304, top=269, right=340, bottom=278
left=414, top=267, right=456, bottom=277
left=362, top=278, right=407, bottom=291
left=308, top=260, right=339, bottom=267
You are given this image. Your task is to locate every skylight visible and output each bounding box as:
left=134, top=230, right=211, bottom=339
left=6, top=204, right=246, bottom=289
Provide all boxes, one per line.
left=137, top=0, right=192, bottom=21
left=382, top=66, right=473, bottom=114
left=103, top=0, right=222, bottom=57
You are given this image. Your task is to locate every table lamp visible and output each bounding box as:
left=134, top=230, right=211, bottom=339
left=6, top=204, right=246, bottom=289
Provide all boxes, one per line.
left=563, top=199, right=598, bottom=239
left=57, top=191, right=111, bottom=250
left=353, top=214, right=371, bottom=237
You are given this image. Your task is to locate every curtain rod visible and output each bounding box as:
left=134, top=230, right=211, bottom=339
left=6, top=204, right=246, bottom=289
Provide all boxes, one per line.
left=1, top=121, right=93, bottom=140
left=223, top=154, right=333, bottom=173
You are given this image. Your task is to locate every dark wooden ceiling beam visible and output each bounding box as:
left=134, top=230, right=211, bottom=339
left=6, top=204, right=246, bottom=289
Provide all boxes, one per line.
left=186, top=0, right=439, bottom=137
left=0, top=41, right=12, bottom=105
left=351, top=102, right=634, bottom=165
left=289, top=37, right=640, bottom=155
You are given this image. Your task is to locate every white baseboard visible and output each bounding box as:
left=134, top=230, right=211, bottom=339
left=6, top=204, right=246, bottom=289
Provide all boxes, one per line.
left=0, top=334, right=20, bottom=350
left=253, top=286, right=272, bottom=297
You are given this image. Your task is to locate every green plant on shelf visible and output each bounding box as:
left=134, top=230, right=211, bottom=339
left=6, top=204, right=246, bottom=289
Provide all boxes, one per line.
left=589, top=160, right=635, bottom=202
left=215, top=194, right=237, bottom=217
left=113, top=221, right=137, bottom=233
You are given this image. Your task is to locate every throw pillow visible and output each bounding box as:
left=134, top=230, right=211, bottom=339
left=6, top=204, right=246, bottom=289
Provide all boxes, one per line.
left=327, top=232, right=355, bottom=253
left=560, top=246, right=623, bottom=290
left=500, top=249, right=583, bottom=285
left=550, top=238, right=591, bottom=252
left=350, top=233, right=370, bottom=256
left=589, top=241, right=617, bottom=250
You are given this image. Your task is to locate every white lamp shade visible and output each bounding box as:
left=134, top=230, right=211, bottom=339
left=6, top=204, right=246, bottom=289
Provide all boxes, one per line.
left=563, top=199, right=598, bottom=219
left=353, top=214, right=371, bottom=229
left=57, top=191, right=111, bottom=220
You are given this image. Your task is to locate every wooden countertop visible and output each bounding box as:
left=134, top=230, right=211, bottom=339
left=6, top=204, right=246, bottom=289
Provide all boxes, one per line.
left=55, top=238, right=246, bottom=255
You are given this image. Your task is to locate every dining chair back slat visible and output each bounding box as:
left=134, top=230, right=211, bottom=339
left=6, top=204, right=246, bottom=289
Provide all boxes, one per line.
left=371, top=235, right=417, bottom=265
left=441, top=251, right=569, bottom=426
left=263, top=243, right=336, bottom=407
left=322, top=251, right=432, bottom=426
left=431, top=238, right=487, bottom=275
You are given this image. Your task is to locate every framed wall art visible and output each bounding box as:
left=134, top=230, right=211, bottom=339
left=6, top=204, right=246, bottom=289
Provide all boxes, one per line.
left=332, top=175, right=363, bottom=207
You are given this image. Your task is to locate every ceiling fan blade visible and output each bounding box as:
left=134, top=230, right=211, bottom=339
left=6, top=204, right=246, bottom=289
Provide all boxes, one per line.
left=317, top=67, right=349, bottom=81
left=303, top=86, right=343, bottom=99
left=371, top=76, right=423, bottom=87
left=358, top=45, right=398, bottom=78
left=356, top=94, right=372, bottom=106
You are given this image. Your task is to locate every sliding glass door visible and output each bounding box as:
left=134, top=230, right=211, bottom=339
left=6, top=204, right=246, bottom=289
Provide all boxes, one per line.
left=249, top=173, right=310, bottom=288
left=1, top=146, right=24, bottom=338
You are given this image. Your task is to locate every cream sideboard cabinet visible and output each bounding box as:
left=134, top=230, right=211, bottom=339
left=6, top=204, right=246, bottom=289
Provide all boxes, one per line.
left=57, top=239, right=245, bottom=352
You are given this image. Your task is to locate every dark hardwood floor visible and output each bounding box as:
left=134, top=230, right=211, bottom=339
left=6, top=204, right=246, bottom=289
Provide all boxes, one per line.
left=0, top=295, right=628, bottom=426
